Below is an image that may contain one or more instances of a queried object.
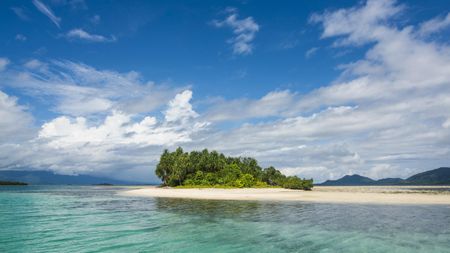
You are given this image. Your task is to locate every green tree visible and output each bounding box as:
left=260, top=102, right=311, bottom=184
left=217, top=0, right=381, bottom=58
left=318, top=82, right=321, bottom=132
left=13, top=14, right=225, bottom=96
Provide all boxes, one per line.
left=155, top=149, right=173, bottom=185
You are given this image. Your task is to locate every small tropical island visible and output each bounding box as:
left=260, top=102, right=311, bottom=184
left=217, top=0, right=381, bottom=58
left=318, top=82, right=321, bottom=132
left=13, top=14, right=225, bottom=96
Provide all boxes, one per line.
left=121, top=149, right=450, bottom=204
left=155, top=147, right=313, bottom=190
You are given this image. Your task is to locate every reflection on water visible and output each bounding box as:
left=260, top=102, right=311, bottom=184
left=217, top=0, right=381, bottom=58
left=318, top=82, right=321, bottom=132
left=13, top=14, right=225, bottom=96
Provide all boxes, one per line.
left=0, top=186, right=450, bottom=253
left=153, top=197, right=450, bottom=235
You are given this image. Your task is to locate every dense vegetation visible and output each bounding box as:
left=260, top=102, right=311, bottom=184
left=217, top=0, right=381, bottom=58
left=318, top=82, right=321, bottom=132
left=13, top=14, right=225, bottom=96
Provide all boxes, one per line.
left=155, top=148, right=313, bottom=190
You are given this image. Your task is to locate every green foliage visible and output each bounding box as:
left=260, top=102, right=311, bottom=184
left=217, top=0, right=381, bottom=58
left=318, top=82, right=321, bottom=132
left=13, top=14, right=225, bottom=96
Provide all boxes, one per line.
left=282, top=176, right=313, bottom=190
left=155, top=147, right=314, bottom=190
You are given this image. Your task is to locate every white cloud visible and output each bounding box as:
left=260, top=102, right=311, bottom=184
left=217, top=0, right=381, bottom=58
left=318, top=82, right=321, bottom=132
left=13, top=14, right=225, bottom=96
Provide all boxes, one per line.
left=0, top=61, right=205, bottom=180
left=0, top=88, right=207, bottom=180
left=65, top=28, right=116, bottom=43
left=203, top=90, right=296, bottom=121
left=38, top=106, right=203, bottom=148
left=0, top=60, right=180, bottom=116
left=309, top=0, right=403, bottom=46
left=164, top=90, right=199, bottom=123
left=33, top=90, right=207, bottom=176
left=418, top=12, right=450, bottom=37
left=0, top=58, right=9, bottom=72
left=0, top=91, right=34, bottom=142
left=32, top=0, right=61, bottom=28
left=212, top=9, right=260, bottom=55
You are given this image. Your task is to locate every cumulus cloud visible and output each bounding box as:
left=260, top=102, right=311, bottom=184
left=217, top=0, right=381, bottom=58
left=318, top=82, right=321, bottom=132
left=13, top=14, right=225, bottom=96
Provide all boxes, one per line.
left=32, top=0, right=61, bottom=28
left=0, top=59, right=203, bottom=181
left=0, top=87, right=206, bottom=180
left=39, top=108, right=203, bottom=149
left=34, top=90, right=207, bottom=176
left=65, top=28, right=116, bottom=43
left=164, top=90, right=199, bottom=123
left=212, top=8, right=260, bottom=55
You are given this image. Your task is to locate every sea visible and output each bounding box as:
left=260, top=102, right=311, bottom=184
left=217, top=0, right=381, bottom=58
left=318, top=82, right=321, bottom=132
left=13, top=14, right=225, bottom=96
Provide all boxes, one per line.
left=0, top=185, right=449, bottom=253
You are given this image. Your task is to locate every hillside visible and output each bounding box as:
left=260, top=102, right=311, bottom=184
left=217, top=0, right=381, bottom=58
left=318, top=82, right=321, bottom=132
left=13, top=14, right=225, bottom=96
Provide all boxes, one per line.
left=405, top=167, right=450, bottom=185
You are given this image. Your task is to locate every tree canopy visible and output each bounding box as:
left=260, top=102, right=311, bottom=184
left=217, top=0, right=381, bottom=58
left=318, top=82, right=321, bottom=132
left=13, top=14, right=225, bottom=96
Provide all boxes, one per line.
left=155, top=147, right=313, bottom=190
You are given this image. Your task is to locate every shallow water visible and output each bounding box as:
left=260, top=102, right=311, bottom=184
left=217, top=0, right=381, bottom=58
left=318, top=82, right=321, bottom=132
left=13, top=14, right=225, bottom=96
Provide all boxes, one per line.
left=0, top=185, right=449, bottom=253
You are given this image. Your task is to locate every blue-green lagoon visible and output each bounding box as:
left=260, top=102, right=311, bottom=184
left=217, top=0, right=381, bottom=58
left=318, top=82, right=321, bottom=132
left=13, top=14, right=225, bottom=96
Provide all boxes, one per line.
left=1, top=185, right=449, bottom=253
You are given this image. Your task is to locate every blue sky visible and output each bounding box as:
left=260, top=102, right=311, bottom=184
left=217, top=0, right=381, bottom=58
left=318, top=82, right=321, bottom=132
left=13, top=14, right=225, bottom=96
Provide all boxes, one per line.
left=1, top=0, right=450, bottom=183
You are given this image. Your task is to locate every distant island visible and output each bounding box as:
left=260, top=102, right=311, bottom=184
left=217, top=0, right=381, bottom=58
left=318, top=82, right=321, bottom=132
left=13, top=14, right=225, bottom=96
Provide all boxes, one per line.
left=155, top=148, right=313, bottom=190
left=0, top=181, right=28, bottom=186
left=320, top=167, right=450, bottom=186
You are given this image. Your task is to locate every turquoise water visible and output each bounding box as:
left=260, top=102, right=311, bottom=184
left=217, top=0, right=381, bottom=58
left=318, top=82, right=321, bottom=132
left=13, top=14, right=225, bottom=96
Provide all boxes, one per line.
left=1, top=186, right=449, bottom=253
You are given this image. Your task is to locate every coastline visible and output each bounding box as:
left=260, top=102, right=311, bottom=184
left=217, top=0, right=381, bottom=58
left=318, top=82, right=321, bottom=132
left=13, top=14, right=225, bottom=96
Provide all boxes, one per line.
left=120, top=186, right=450, bottom=205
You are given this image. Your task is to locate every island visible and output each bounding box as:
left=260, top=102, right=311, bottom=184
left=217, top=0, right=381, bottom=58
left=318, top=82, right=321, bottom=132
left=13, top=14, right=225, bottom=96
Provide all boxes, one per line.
left=122, top=149, right=450, bottom=205
left=155, top=147, right=313, bottom=190
left=0, top=181, right=28, bottom=186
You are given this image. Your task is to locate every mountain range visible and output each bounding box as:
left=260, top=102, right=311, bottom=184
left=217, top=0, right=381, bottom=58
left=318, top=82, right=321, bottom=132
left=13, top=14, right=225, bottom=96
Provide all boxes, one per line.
left=2, top=167, right=449, bottom=186
left=319, top=167, right=450, bottom=186
left=0, top=170, right=146, bottom=185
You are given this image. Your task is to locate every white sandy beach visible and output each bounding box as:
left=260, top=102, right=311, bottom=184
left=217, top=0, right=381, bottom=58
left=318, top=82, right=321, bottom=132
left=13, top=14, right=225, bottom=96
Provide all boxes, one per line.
left=121, top=186, right=450, bottom=205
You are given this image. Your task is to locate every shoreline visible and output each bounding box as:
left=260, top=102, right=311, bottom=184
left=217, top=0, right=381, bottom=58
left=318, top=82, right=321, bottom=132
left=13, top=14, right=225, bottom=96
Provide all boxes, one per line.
left=120, top=186, right=450, bottom=205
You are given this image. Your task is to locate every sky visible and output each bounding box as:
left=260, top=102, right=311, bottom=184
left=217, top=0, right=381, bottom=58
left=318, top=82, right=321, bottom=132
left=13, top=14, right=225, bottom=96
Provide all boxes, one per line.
left=1, top=0, right=450, bottom=183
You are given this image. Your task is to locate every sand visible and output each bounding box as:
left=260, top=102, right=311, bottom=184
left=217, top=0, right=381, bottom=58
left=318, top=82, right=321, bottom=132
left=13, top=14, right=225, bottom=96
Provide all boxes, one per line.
left=121, top=186, right=450, bottom=205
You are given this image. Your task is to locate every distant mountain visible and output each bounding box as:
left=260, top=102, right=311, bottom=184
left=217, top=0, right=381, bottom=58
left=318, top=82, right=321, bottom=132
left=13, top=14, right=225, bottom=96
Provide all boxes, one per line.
left=320, top=175, right=376, bottom=186
left=405, top=167, right=450, bottom=185
left=319, top=167, right=450, bottom=186
left=0, top=170, right=143, bottom=185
